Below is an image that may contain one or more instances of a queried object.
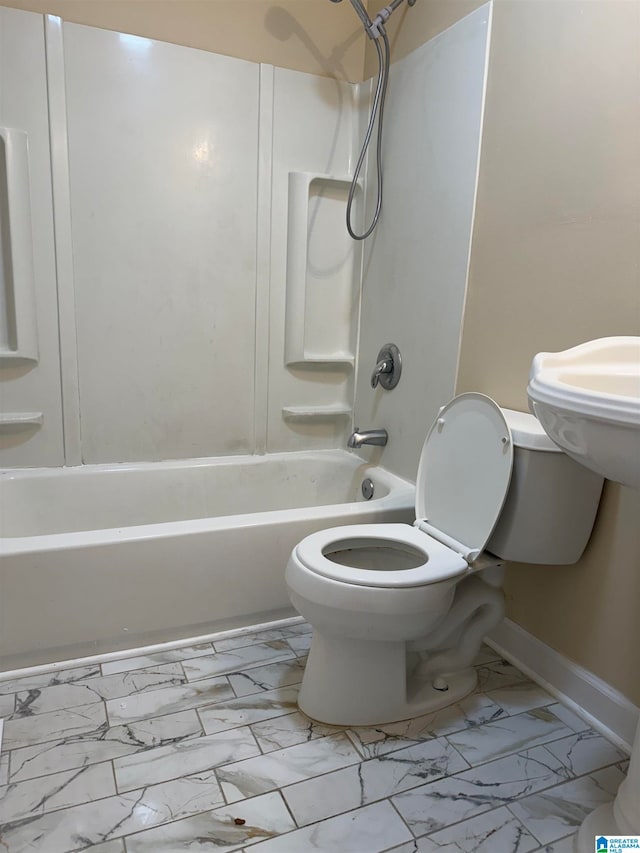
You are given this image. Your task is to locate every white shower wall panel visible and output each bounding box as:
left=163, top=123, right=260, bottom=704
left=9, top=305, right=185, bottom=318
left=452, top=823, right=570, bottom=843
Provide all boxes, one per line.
left=0, top=8, right=64, bottom=467
left=355, top=5, right=491, bottom=480
left=267, top=68, right=366, bottom=452
left=63, top=26, right=260, bottom=463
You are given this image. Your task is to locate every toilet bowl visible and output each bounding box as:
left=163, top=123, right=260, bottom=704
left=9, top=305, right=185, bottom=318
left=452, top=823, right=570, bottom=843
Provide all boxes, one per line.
left=286, top=393, right=604, bottom=727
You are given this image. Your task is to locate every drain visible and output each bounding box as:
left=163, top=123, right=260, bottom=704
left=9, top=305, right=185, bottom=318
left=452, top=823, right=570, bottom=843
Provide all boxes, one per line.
left=361, top=478, right=375, bottom=500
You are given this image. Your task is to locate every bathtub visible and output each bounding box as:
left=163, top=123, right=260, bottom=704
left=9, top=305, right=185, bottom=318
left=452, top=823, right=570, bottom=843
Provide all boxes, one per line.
left=0, top=450, right=414, bottom=670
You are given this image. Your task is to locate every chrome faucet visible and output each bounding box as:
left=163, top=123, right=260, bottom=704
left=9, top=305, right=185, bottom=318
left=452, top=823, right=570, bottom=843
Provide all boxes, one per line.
left=348, top=428, right=388, bottom=448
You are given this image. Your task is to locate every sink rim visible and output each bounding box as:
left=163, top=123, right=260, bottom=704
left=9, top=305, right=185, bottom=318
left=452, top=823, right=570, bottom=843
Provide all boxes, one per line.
left=527, top=336, right=640, bottom=427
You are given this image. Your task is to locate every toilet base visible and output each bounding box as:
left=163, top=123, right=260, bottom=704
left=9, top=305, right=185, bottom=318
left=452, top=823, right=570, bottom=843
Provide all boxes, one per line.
left=573, top=803, right=618, bottom=852
left=298, top=629, right=478, bottom=726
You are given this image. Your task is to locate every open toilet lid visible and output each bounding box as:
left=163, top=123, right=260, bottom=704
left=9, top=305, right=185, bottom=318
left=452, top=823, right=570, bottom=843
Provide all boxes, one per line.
left=415, top=393, right=514, bottom=557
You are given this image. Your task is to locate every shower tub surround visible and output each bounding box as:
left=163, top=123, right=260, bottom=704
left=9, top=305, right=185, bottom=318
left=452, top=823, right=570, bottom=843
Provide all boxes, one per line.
left=0, top=620, right=629, bottom=852
left=0, top=451, right=413, bottom=671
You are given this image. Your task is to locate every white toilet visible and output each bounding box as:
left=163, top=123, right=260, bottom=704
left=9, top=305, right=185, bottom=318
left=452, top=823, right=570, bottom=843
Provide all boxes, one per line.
left=286, top=393, right=604, bottom=726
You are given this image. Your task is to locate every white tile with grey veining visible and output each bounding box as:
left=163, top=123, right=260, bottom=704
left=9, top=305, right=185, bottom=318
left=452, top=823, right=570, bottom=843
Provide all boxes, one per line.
left=545, top=703, right=590, bottom=734
left=8, top=708, right=202, bottom=783
left=0, top=790, right=150, bottom=852
left=383, top=842, right=436, bottom=853
left=227, top=657, right=307, bottom=698
left=543, top=730, right=627, bottom=777
left=446, top=707, right=572, bottom=766
left=248, top=800, right=413, bottom=853
left=487, top=682, right=555, bottom=716
left=425, top=806, right=538, bottom=851
left=2, top=701, right=107, bottom=750
left=106, top=674, right=234, bottom=725
left=1, top=618, right=622, bottom=853
left=182, top=642, right=295, bottom=682
left=114, top=725, right=259, bottom=792
left=392, top=746, right=571, bottom=837
left=475, top=661, right=532, bottom=692
left=101, top=643, right=213, bottom=676
left=286, top=634, right=312, bottom=656
left=386, top=806, right=539, bottom=852
left=346, top=693, right=506, bottom=759
left=282, top=737, right=468, bottom=826
left=0, top=693, right=14, bottom=718
left=0, top=754, right=9, bottom=787
left=0, top=664, right=102, bottom=695
left=532, top=836, right=575, bottom=853
left=0, top=772, right=224, bottom=853
left=217, top=732, right=361, bottom=802
left=12, top=663, right=187, bottom=716
left=250, top=710, right=342, bottom=753
left=212, top=622, right=310, bottom=653
left=84, top=841, right=126, bottom=853
left=84, top=842, right=125, bottom=853
left=508, top=766, right=625, bottom=845
left=198, top=685, right=298, bottom=734
left=124, top=790, right=295, bottom=853
left=0, top=761, right=115, bottom=823
left=127, top=767, right=226, bottom=821
left=198, top=686, right=300, bottom=735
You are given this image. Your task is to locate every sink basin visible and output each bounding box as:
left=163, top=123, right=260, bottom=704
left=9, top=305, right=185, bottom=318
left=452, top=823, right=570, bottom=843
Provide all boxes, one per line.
left=529, top=337, right=640, bottom=853
left=527, top=337, right=640, bottom=488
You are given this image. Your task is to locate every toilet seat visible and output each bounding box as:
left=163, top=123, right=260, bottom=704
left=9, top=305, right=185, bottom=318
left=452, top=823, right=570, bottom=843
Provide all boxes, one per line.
left=414, top=393, right=513, bottom=560
left=294, top=394, right=514, bottom=589
left=294, top=524, right=468, bottom=588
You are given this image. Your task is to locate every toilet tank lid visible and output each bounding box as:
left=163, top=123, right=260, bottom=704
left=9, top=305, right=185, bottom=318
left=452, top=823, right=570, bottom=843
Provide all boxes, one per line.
left=501, top=408, right=561, bottom=452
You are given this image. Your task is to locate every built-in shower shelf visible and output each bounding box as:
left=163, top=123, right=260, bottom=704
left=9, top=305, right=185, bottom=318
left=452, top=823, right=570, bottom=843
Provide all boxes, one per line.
left=282, top=405, right=352, bottom=420
left=0, top=412, right=43, bottom=433
left=287, top=354, right=354, bottom=368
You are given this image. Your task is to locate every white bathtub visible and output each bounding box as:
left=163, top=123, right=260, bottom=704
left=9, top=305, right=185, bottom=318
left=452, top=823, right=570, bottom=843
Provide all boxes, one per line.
left=0, top=450, right=414, bottom=670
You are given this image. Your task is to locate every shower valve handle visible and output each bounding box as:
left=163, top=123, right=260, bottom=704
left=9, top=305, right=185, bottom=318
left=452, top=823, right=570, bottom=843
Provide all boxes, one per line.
left=370, top=344, right=402, bottom=390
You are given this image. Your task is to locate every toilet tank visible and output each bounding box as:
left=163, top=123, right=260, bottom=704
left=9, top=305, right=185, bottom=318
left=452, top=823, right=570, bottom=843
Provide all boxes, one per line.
left=487, top=408, right=604, bottom=565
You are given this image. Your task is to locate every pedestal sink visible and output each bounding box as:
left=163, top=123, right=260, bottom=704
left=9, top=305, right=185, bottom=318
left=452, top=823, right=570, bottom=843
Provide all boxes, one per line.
left=528, top=337, right=640, bottom=488
left=527, top=336, right=640, bottom=852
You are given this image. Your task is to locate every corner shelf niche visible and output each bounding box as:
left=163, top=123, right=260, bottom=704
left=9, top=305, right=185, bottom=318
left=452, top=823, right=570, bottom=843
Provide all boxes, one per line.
left=284, top=171, right=361, bottom=368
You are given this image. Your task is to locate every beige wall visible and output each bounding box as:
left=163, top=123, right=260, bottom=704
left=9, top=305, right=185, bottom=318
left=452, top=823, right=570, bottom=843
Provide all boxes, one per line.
left=0, top=0, right=367, bottom=79
left=456, top=0, right=640, bottom=705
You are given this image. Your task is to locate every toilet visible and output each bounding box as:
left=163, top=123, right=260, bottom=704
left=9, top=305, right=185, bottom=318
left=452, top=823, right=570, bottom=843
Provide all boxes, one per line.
left=286, top=393, right=604, bottom=726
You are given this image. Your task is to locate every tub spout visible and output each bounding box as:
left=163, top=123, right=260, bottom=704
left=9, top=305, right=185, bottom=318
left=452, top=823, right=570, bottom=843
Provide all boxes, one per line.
left=348, top=428, right=388, bottom=448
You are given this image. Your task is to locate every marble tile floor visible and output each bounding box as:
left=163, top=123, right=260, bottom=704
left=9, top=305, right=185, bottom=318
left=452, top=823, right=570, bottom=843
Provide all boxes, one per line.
left=0, top=621, right=629, bottom=853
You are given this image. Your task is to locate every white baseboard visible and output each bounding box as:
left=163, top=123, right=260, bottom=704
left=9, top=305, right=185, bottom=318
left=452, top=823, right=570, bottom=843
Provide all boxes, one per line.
left=487, top=618, right=638, bottom=753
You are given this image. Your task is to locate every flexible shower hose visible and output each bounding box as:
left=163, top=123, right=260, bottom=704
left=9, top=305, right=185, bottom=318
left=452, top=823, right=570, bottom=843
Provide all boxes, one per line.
left=346, top=28, right=391, bottom=240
